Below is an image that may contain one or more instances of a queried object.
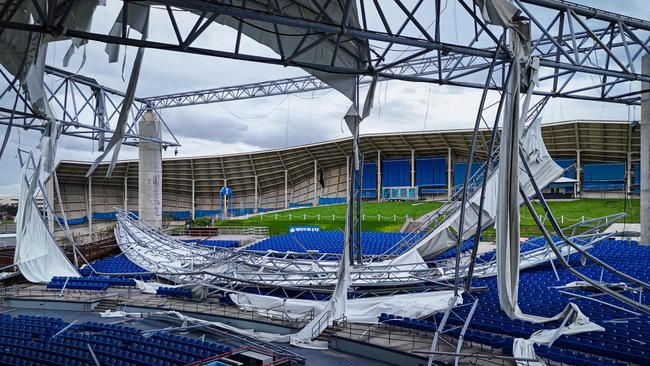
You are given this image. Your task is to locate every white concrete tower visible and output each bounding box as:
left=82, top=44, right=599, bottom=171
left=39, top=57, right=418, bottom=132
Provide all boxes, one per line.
left=138, top=111, right=163, bottom=228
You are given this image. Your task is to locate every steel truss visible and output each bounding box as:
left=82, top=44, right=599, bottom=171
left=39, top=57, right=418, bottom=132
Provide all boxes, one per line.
left=112, top=207, right=616, bottom=296
left=0, top=1, right=646, bottom=146
left=126, top=0, right=650, bottom=108
left=0, top=65, right=179, bottom=148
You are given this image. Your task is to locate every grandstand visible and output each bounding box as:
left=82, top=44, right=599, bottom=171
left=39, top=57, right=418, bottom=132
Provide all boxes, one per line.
left=52, top=119, right=640, bottom=238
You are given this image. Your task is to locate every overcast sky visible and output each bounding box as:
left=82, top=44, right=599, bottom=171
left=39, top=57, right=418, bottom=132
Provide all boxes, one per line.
left=0, top=0, right=647, bottom=196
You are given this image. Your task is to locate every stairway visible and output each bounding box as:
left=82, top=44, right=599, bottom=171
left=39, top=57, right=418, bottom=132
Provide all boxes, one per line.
left=314, top=322, right=346, bottom=342
left=95, top=298, right=120, bottom=312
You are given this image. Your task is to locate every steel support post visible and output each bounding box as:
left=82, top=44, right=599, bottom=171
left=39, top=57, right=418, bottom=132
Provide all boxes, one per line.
left=641, top=55, right=650, bottom=245
left=376, top=150, right=381, bottom=202
left=284, top=170, right=289, bottom=209
left=452, top=40, right=501, bottom=297
left=447, top=148, right=453, bottom=199
left=411, top=149, right=416, bottom=187
left=191, top=179, right=196, bottom=220
left=87, top=176, right=93, bottom=238
left=576, top=149, right=582, bottom=197
left=123, top=176, right=128, bottom=211
left=346, top=156, right=350, bottom=200
left=254, top=175, right=259, bottom=213
left=313, top=160, right=318, bottom=206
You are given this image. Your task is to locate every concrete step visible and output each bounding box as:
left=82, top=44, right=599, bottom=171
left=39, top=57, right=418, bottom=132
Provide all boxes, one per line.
left=95, top=299, right=120, bottom=312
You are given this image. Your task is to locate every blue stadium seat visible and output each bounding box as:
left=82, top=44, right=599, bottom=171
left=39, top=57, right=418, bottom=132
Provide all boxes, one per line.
left=0, top=315, right=232, bottom=366
left=378, top=239, right=650, bottom=366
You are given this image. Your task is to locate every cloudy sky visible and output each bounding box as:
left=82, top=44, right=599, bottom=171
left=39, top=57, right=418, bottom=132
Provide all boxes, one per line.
left=0, top=0, right=647, bottom=195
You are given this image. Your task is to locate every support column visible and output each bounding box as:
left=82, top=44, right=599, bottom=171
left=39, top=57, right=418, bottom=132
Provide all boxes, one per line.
left=313, top=160, right=318, bottom=206
left=641, top=54, right=649, bottom=245
left=191, top=179, right=196, bottom=220
left=626, top=152, right=633, bottom=196
left=87, top=176, right=93, bottom=238
left=284, top=170, right=289, bottom=209
left=376, top=150, right=382, bottom=202
left=46, top=177, right=55, bottom=233
left=576, top=149, right=582, bottom=197
left=410, top=149, right=416, bottom=187
left=254, top=175, right=258, bottom=213
left=123, top=176, right=128, bottom=211
left=138, top=111, right=163, bottom=228
left=447, top=148, right=453, bottom=199
left=346, top=156, right=350, bottom=201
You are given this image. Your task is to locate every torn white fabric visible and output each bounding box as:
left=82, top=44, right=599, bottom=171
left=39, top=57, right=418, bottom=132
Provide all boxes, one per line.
left=105, top=2, right=150, bottom=63
left=229, top=290, right=460, bottom=325
left=15, top=123, right=79, bottom=283
left=496, top=38, right=523, bottom=319
left=0, top=1, right=102, bottom=119
left=87, top=7, right=150, bottom=178
left=208, top=1, right=368, bottom=102
left=512, top=304, right=605, bottom=365
left=405, top=116, right=563, bottom=260
left=475, top=0, right=531, bottom=57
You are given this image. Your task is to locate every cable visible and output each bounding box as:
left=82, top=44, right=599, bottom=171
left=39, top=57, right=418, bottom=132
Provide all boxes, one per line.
left=218, top=94, right=289, bottom=121
left=423, top=83, right=432, bottom=130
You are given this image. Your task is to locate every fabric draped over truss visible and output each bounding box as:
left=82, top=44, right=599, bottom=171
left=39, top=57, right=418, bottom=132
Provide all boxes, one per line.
left=0, top=1, right=103, bottom=119
left=14, top=122, right=79, bottom=283
left=475, top=0, right=605, bottom=363
left=404, top=117, right=564, bottom=261
left=204, top=1, right=369, bottom=102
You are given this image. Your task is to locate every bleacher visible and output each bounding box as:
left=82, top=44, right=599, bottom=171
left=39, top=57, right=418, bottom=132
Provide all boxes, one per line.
left=47, top=276, right=135, bottom=291
left=434, top=239, right=475, bottom=261
left=182, top=239, right=239, bottom=248
left=79, top=254, right=151, bottom=280
left=378, top=239, right=650, bottom=365
left=0, top=314, right=232, bottom=366
left=245, top=230, right=424, bottom=255
left=157, top=287, right=194, bottom=300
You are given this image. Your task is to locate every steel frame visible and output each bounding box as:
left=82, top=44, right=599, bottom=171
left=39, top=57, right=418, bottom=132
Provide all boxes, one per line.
left=0, top=65, right=179, bottom=148
left=1, top=1, right=647, bottom=148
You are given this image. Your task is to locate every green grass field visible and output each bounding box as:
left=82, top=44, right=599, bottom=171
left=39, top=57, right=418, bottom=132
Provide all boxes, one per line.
left=208, top=199, right=640, bottom=236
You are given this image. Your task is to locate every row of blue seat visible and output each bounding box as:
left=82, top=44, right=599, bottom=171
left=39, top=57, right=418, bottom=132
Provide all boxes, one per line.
left=379, top=239, right=650, bottom=365
left=246, top=230, right=424, bottom=255
left=0, top=314, right=233, bottom=366
left=51, top=276, right=135, bottom=287
left=80, top=254, right=151, bottom=280
left=182, top=239, right=240, bottom=248
left=156, top=287, right=193, bottom=299
left=46, top=281, right=108, bottom=291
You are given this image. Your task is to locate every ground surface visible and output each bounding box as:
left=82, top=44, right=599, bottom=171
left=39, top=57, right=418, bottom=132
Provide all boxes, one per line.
left=209, top=199, right=639, bottom=236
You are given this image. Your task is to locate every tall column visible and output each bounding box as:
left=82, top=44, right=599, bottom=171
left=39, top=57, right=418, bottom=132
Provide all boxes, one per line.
left=346, top=156, right=350, bottom=201
left=575, top=149, right=582, bottom=197
left=191, top=179, right=196, bottom=220
left=447, top=148, right=453, bottom=199
left=626, top=152, right=633, bottom=195
left=254, top=175, right=258, bottom=213
left=123, top=176, right=128, bottom=211
left=376, top=150, right=382, bottom=202
left=87, top=176, right=93, bottom=237
left=284, top=170, right=288, bottom=209
left=410, top=149, right=416, bottom=187
left=46, top=177, right=55, bottom=233
left=138, top=111, right=163, bottom=228
left=313, top=160, right=318, bottom=206
left=640, top=55, right=649, bottom=245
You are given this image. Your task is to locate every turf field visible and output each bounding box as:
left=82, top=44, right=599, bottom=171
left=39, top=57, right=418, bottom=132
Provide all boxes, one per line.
left=205, top=199, right=639, bottom=237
